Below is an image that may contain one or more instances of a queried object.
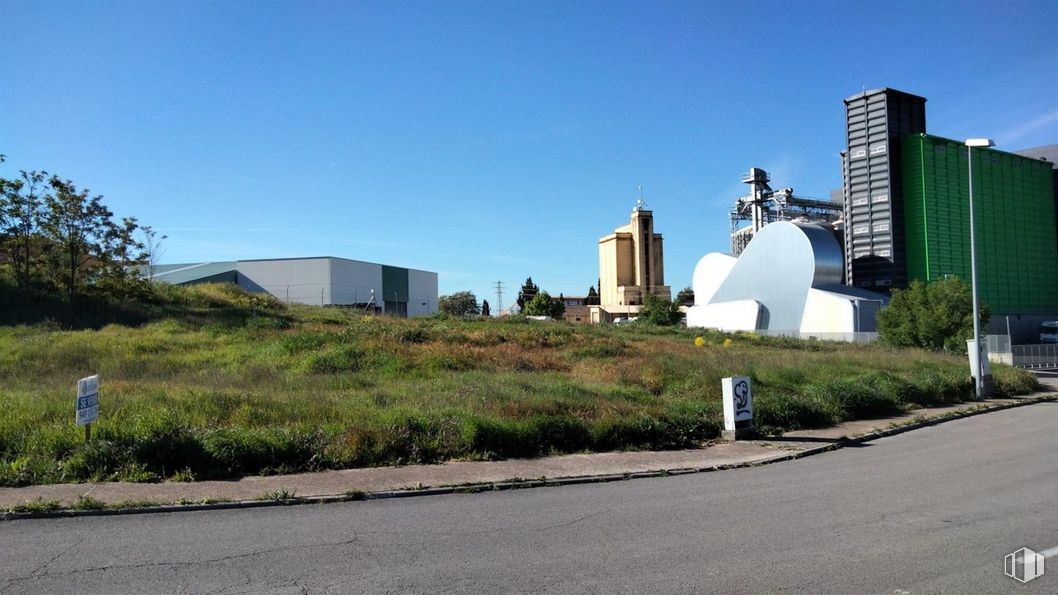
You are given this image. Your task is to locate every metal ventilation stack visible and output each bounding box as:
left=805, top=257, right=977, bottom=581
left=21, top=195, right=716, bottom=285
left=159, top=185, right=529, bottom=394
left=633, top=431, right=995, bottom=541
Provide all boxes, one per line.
left=842, top=88, right=927, bottom=291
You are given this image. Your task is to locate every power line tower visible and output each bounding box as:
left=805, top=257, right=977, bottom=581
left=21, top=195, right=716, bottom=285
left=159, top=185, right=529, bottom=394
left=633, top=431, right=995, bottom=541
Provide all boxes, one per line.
left=494, top=281, right=505, bottom=314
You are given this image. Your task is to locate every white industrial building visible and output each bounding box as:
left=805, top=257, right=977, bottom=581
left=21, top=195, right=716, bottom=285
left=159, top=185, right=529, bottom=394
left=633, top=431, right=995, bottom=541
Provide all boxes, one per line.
left=687, top=221, right=886, bottom=337
left=151, top=256, right=438, bottom=317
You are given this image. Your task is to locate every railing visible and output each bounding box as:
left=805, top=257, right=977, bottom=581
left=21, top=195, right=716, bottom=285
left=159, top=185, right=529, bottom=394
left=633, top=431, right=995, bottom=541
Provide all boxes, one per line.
left=1011, top=344, right=1058, bottom=369
left=753, top=330, right=880, bottom=344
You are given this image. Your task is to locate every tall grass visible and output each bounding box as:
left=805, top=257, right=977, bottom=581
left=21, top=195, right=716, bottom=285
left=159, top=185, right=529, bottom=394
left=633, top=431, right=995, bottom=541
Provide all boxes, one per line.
left=0, top=284, right=1040, bottom=486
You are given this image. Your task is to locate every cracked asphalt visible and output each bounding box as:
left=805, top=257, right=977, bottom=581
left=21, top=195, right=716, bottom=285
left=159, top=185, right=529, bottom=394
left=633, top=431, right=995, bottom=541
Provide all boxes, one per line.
left=3, top=401, right=1058, bottom=594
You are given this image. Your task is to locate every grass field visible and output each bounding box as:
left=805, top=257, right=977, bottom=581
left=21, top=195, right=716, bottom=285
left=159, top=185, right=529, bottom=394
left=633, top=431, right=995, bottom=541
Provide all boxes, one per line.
left=0, top=283, right=1040, bottom=487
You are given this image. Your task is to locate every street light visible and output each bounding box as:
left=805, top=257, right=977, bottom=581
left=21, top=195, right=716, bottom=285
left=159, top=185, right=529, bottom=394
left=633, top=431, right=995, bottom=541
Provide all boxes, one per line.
left=966, top=138, right=994, bottom=401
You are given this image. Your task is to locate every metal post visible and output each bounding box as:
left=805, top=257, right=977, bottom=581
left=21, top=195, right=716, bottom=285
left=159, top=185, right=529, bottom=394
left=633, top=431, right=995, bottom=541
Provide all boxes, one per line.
left=85, top=423, right=91, bottom=443
left=968, top=146, right=984, bottom=401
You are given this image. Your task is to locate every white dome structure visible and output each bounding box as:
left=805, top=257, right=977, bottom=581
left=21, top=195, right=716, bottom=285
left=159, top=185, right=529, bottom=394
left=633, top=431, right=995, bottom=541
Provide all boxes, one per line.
left=686, top=222, right=886, bottom=335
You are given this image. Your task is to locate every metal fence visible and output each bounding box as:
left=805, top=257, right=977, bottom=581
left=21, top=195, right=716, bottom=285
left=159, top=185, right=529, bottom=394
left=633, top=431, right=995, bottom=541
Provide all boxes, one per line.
left=752, top=330, right=880, bottom=344
left=257, top=283, right=437, bottom=315
left=1011, top=344, right=1058, bottom=369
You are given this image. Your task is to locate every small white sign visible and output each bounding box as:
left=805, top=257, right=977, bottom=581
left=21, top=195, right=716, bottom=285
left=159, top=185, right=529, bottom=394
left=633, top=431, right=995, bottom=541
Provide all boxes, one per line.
left=722, top=376, right=753, bottom=432
left=76, top=375, right=99, bottom=427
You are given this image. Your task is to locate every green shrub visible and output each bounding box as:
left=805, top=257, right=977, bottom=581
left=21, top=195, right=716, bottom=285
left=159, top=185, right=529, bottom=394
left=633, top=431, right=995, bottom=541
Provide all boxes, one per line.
left=755, top=392, right=840, bottom=430
left=993, top=366, right=1040, bottom=397
left=302, top=345, right=368, bottom=374
left=878, top=277, right=988, bottom=353
left=807, top=377, right=904, bottom=420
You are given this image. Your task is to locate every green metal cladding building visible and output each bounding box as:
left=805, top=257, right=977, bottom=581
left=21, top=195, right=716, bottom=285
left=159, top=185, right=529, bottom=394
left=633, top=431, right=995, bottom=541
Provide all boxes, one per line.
left=902, top=133, right=1058, bottom=314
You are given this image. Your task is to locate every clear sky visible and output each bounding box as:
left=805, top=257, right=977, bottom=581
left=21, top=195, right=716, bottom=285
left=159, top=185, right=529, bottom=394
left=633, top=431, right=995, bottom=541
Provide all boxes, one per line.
left=3, top=0, right=1057, bottom=306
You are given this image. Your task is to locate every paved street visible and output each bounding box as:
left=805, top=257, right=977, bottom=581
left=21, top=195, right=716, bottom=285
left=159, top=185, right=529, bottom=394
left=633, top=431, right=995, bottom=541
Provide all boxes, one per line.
left=4, top=402, right=1058, bottom=594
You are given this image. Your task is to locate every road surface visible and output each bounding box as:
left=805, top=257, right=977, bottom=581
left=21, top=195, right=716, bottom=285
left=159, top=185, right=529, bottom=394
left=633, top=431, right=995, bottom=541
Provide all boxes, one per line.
left=3, top=402, right=1058, bottom=594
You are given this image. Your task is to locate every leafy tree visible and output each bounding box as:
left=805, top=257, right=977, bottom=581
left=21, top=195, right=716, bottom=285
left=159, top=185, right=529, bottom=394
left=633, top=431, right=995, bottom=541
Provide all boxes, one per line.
left=877, top=276, right=989, bottom=353
left=676, top=286, right=695, bottom=306
left=438, top=291, right=480, bottom=316
left=516, top=277, right=539, bottom=309
left=638, top=294, right=683, bottom=326
left=41, top=178, right=121, bottom=300
left=481, top=299, right=491, bottom=317
left=524, top=290, right=565, bottom=318
left=0, top=168, right=48, bottom=290
left=1, top=158, right=154, bottom=317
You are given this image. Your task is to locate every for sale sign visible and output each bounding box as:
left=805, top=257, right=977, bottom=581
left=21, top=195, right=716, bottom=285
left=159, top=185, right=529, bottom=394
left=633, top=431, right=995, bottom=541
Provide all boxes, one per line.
left=76, top=375, right=99, bottom=426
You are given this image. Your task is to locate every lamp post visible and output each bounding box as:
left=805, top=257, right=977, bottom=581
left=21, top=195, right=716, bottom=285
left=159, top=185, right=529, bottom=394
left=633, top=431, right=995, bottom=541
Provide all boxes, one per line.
left=965, top=138, right=994, bottom=401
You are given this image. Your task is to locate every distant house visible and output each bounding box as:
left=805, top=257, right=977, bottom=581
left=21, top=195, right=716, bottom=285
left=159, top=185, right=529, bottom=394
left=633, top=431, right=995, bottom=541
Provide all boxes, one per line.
left=557, top=295, right=590, bottom=324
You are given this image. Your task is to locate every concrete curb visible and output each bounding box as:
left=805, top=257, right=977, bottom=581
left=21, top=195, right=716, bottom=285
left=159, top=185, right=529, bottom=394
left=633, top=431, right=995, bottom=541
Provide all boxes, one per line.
left=3, top=393, right=1055, bottom=522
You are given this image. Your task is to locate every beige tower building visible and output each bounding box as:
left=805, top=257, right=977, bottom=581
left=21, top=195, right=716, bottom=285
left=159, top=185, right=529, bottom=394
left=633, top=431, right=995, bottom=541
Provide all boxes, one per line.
left=590, top=200, right=671, bottom=323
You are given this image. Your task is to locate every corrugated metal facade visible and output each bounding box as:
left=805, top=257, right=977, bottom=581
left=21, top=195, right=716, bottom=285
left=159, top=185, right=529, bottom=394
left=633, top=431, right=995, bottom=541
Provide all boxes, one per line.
left=902, top=134, right=1058, bottom=314
left=842, top=88, right=927, bottom=291
left=155, top=257, right=438, bottom=316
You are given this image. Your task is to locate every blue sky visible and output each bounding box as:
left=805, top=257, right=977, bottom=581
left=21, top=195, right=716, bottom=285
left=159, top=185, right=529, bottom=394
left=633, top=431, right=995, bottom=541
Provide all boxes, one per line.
left=3, top=0, right=1057, bottom=305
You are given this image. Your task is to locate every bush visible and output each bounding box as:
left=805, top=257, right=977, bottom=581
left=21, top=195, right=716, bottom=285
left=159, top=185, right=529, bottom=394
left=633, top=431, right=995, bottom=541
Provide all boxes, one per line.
left=438, top=291, right=480, bottom=316
left=755, top=393, right=840, bottom=430
left=806, top=377, right=904, bottom=420
left=878, top=277, right=989, bottom=353
left=993, top=366, right=1040, bottom=397
left=638, top=294, right=683, bottom=326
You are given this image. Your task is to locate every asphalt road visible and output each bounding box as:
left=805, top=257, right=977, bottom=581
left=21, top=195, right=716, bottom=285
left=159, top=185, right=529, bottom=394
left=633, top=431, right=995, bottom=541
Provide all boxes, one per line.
left=4, top=402, right=1058, bottom=594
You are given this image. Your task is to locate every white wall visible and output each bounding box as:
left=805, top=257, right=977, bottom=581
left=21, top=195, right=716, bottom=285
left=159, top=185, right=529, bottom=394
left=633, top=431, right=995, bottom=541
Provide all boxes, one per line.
left=330, top=259, right=383, bottom=307
left=408, top=269, right=438, bottom=317
left=686, top=300, right=762, bottom=332
left=800, top=289, right=857, bottom=334
left=237, top=258, right=332, bottom=305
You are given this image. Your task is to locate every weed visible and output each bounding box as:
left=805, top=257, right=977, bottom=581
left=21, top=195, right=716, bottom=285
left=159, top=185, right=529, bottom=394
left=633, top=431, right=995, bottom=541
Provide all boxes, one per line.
left=111, top=499, right=162, bottom=510
left=7, top=499, right=63, bottom=514
left=72, top=495, right=106, bottom=510
left=260, top=488, right=297, bottom=502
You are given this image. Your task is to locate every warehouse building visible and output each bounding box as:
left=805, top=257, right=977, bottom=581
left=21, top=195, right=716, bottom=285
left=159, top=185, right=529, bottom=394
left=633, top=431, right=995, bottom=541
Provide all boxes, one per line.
left=151, top=257, right=438, bottom=317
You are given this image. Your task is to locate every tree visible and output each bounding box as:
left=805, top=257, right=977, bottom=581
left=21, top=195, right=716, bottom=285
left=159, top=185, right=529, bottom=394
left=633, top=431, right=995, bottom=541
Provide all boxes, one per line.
left=585, top=285, right=600, bottom=306
left=877, top=276, right=989, bottom=353
left=516, top=277, right=539, bottom=309
left=1, top=158, right=153, bottom=305
left=40, top=177, right=117, bottom=300
left=480, top=299, right=491, bottom=317
left=676, top=286, right=695, bottom=306
left=524, top=290, right=565, bottom=318
left=0, top=168, right=48, bottom=291
left=438, top=291, right=480, bottom=316
left=638, top=294, right=683, bottom=326
left=140, top=225, right=167, bottom=283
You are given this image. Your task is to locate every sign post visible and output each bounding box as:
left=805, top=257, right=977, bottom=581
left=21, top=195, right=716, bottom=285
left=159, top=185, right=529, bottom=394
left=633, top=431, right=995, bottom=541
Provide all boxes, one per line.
left=722, top=376, right=754, bottom=440
left=76, top=375, right=100, bottom=442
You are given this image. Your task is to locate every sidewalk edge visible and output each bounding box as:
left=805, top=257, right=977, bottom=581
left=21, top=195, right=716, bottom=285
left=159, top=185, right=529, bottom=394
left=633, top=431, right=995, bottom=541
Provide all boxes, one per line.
left=3, top=393, right=1054, bottom=521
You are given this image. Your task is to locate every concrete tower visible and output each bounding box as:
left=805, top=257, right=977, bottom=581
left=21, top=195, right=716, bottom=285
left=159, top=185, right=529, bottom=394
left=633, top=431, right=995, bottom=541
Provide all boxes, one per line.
left=592, top=200, right=670, bottom=323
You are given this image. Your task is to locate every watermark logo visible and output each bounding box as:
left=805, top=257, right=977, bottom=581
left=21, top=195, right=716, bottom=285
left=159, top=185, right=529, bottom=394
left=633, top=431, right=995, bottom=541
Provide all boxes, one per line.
left=1005, top=547, right=1045, bottom=583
